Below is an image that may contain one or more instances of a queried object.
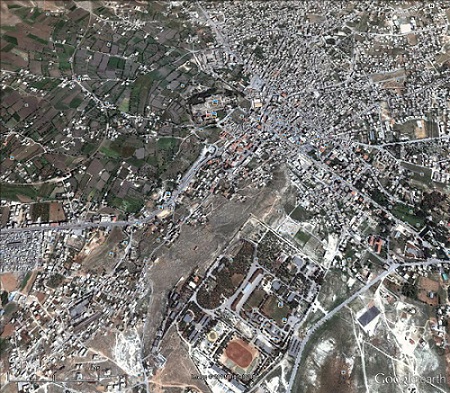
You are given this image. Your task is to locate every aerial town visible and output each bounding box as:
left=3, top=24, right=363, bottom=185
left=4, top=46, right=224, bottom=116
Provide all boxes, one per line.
left=1, top=1, right=450, bottom=393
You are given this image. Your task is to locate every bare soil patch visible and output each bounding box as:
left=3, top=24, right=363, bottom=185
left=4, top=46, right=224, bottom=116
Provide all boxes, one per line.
left=153, top=325, right=211, bottom=393
left=81, top=227, right=125, bottom=273
left=1, top=323, right=16, bottom=338
left=49, top=202, right=66, bottom=222
left=0, top=2, right=24, bottom=26
left=0, top=273, right=18, bottom=292
left=314, top=355, right=356, bottom=393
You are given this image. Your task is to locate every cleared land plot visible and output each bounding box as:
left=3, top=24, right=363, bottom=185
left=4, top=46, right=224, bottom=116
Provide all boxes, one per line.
left=141, top=168, right=288, bottom=356
left=153, top=325, right=211, bottom=393
left=0, top=273, right=18, bottom=292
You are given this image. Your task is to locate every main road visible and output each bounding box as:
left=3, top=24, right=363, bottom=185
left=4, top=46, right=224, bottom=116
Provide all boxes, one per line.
left=1, top=145, right=218, bottom=235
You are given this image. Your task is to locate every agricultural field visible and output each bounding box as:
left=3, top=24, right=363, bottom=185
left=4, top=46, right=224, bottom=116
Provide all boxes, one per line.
left=0, top=0, right=217, bottom=214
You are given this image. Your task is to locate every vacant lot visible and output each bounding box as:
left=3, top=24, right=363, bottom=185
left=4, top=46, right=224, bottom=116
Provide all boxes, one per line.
left=154, top=325, right=211, bottom=393
left=0, top=273, right=18, bottom=292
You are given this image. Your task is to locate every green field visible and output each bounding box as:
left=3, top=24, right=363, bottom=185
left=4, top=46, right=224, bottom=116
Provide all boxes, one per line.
left=3, top=35, right=18, bottom=45
left=157, top=137, right=178, bottom=150
left=69, top=97, right=83, bottom=109
left=27, top=33, right=48, bottom=45
left=55, top=43, right=74, bottom=71
left=81, top=142, right=98, bottom=156
left=118, top=98, right=130, bottom=112
left=1, top=43, right=16, bottom=53
left=29, top=78, right=61, bottom=91
left=261, top=295, right=290, bottom=326
left=401, top=161, right=433, bottom=185
left=107, top=195, right=144, bottom=214
left=243, top=288, right=266, bottom=311
left=130, top=73, right=157, bottom=114
left=37, top=183, right=56, bottom=199
left=290, top=205, right=312, bottom=222
left=99, top=145, right=121, bottom=159
left=392, top=203, right=425, bottom=228
left=19, top=271, right=31, bottom=290
left=108, top=56, right=126, bottom=70
left=3, top=302, right=18, bottom=317
left=0, top=183, right=38, bottom=201
left=295, top=230, right=312, bottom=245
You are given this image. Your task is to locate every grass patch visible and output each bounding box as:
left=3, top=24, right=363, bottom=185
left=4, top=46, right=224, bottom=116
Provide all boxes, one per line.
left=157, top=137, right=178, bottom=150
left=295, top=230, right=312, bottom=245
left=122, top=196, right=144, bottom=213
left=3, top=302, right=18, bottom=317
left=55, top=43, right=74, bottom=70
left=290, top=206, right=312, bottom=222
left=401, top=161, right=433, bottom=185
left=1, top=43, right=15, bottom=52
left=243, top=288, right=266, bottom=311
left=29, top=78, right=61, bottom=90
left=99, top=146, right=121, bottom=159
left=37, top=183, right=56, bottom=199
left=29, top=8, right=43, bottom=22
left=0, top=338, right=9, bottom=355
left=107, top=56, right=126, bottom=70
left=100, top=137, right=136, bottom=159
left=19, top=272, right=31, bottom=290
left=391, top=203, right=425, bottom=228
left=0, top=183, right=38, bottom=201
left=81, top=142, right=98, bottom=156
left=118, top=98, right=129, bottom=112
left=69, top=97, right=83, bottom=109
left=261, top=295, right=290, bottom=326
left=126, top=157, right=145, bottom=168
left=129, top=72, right=157, bottom=114
left=107, top=195, right=144, bottom=214
left=59, top=61, right=71, bottom=71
